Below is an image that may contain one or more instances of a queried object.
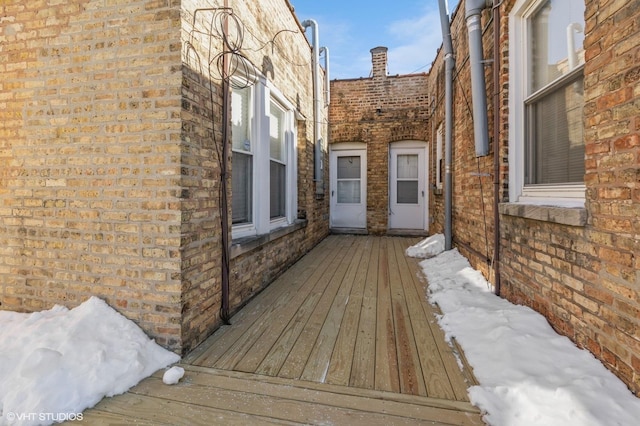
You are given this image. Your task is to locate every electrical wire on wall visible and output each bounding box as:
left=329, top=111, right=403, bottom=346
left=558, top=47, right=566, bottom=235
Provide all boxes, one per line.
left=183, top=7, right=241, bottom=324
left=431, top=4, right=503, bottom=290
left=454, top=53, right=494, bottom=285
left=182, top=6, right=310, bottom=324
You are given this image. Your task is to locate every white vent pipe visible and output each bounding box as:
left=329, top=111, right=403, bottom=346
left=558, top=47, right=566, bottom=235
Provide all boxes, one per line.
left=301, top=19, right=324, bottom=195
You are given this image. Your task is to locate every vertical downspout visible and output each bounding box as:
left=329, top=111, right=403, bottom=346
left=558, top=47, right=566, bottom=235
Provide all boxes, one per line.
left=220, top=2, right=231, bottom=324
left=492, top=1, right=502, bottom=296
left=466, top=0, right=491, bottom=157
left=320, top=46, right=330, bottom=107
left=302, top=19, right=324, bottom=195
left=438, top=0, right=455, bottom=251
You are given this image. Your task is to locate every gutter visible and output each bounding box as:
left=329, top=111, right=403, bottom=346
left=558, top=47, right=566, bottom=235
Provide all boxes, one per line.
left=466, top=0, right=491, bottom=157
left=491, top=1, right=501, bottom=296
left=320, top=46, right=330, bottom=107
left=438, top=0, right=455, bottom=251
left=466, top=0, right=501, bottom=295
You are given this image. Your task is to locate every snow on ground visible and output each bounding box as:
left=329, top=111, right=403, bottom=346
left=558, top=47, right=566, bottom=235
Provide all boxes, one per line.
left=409, top=234, right=640, bottom=426
left=0, top=297, right=180, bottom=426
left=405, top=232, right=444, bottom=258
left=2, top=237, right=639, bottom=426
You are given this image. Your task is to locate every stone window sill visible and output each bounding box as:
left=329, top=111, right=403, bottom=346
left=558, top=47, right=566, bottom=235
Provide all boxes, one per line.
left=499, top=203, right=587, bottom=227
left=230, top=219, right=307, bottom=259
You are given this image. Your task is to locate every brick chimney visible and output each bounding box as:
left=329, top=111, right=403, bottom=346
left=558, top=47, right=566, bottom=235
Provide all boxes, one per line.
left=370, top=46, right=388, bottom=78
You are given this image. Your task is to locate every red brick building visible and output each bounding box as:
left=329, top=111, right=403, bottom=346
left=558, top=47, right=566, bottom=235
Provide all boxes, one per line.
left=426, top=0, right=639, bottom=395
left=329, top=0, right=638, bottom=396
left=329, top=47, right=430, bottom=235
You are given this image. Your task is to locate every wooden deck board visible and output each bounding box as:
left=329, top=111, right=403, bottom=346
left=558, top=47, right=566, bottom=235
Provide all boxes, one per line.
left=278, top=237, right=357, bottom=379
left=300, top=236, right=365, bottom=382
left=389, top=236, right=428, bottom=396
left=86, top=392, right=295, bottom=425
left=190, top=237, right=341, bottom=368
left=392, top=237, right=459, bottom=400
left=181, top=365, right=479, bottom=414
left=374, top=237, right=401, bottom=393
left=324, top=236, right=372, bottom=386
left=98, top=365, right=482, bottom=426
left=400, top=237, right=475, bottom=401
left=349, top=236, right=379, bottom=389
left=124, top=376, right=456, bottom=425
left=234, top=237, right=355, bottom=374
left=78, top=235, right=484, bottom=425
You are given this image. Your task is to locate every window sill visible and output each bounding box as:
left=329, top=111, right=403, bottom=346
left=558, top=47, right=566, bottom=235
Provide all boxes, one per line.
left=499, top=202, right=587, bottom=227
left=230, top=219, right=307, bottom=259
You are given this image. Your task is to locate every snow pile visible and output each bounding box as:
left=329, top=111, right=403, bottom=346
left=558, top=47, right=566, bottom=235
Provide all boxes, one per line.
left=416, top=246, right=640, bottom=426
left=0, top=297, right=180, bottom=426
left=405, top=233, right=444, bottom=258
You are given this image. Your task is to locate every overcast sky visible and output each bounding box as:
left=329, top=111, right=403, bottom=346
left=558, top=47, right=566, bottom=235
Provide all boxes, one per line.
left=289, top=0, right=460, bottom=79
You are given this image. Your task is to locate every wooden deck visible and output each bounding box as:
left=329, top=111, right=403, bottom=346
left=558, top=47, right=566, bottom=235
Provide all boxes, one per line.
left=80, top=235, right=484, bottom=425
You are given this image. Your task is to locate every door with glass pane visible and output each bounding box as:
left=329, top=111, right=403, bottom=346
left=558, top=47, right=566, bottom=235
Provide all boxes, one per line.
left=389, top=146, right=427, bottom=230
left=330, top=148, right=366, bottom=229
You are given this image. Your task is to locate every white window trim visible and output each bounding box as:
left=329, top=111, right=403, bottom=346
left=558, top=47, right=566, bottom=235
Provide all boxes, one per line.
left=267, top=82, right=297, bottom=231
left=231, top=82, right=257, bottom=238
left=232, top=77, right=297, bottom=240
left=508, top=0, right=586, bottom=204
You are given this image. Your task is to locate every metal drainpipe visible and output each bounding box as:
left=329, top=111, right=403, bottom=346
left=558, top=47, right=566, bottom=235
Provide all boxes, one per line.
left=492, top=1, right=502, bottom=296
left=320, top=46, right=330, bottom=107
left=438, top=0, right=455, bottom=251
left=301, top=19, right=324, bottom=195
left=466, top=0, right=491, bottom=157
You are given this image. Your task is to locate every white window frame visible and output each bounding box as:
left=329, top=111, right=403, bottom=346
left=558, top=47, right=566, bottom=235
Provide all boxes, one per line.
left=508, top=0, right=586, bottom=206
left=231, top=83, right=255, bottom=233
left=231, top=76, right=297, bottom=240
left=266, top=85, right=297, bottom=230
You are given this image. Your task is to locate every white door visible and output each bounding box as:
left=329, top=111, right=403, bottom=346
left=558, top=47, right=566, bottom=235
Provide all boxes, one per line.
left=330, top=148, right=366, bottom=229
left=389, top=145, right=427, bottom=230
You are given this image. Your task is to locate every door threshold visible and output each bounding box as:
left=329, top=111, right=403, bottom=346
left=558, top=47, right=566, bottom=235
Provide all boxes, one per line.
left=387, top=229, right=428, bottom=237
left=330, top=228, right=368, bottom=235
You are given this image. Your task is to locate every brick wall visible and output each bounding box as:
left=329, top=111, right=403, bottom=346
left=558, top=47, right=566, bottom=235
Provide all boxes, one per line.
left=181, top=0, right=329, bottom=345
left=329, top=47, right=430, bottom=233
left=428, top=0, right=639, bottom=395
left=1, top=0, right=328, bottom=355
left=427, top=2, right=503, bottom=281
left=581, top=0, right=639, bottom=393
left=0, top=0, right=184, bottom=348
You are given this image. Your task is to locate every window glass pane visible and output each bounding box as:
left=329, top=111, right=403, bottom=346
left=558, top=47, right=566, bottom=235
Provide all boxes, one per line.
left=232, top=87, right=251, bottom=151
left=397, top=154, right=418, bottom=179
left=270, top=161, right=286, bottom=218
left=397, top=181, right=418, bottom=204
left=232, top=152, right=252, bottom=224
left=529, top=0, right=585, bottom=93
left=337, top=156, right=360, bottom=179
left=270, top=102, right=284, bottom=162
left=337, top=181, right=361, bottom=204
left=526, top=76, right=585, bottom=184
